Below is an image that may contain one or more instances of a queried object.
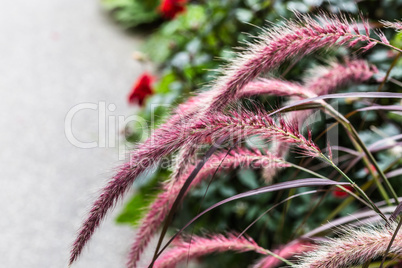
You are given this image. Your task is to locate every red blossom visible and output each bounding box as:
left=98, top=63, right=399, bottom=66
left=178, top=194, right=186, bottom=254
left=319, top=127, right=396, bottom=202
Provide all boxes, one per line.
left=159, top=0, right=187, bottom=19
left=332, top=185, right=354, bottom=198
left=128, top=73, right=155, bottom=106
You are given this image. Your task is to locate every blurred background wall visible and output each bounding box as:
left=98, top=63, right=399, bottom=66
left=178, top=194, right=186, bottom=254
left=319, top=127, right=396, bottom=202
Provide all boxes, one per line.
left=0, top=0, right=145, bottom=267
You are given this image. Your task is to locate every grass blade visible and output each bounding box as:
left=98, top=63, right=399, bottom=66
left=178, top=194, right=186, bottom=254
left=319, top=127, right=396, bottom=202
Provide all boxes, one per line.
left=269, top=92, right=402, bottom=117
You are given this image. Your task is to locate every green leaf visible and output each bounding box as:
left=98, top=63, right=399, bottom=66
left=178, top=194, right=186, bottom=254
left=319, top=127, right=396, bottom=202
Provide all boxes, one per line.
left=116, top=169, right=171, bottom=226
left=102, top=0, right=160, bottom=28
left=237, top=169, right=259, bottom=189
left=142, top=33, right=173, bottom=63
left=115, top=181, right=159, bottom=226
left=235, top=8, right=253, bottom=22
left=389, top=111, right=402, bottom=124
left=115, top=189, right=156, bottom=226
left=391, top=32, right=402, bottom=49
left=155, top=72, right=176, bottom=94
left=219, top=185, right=237, bottom=197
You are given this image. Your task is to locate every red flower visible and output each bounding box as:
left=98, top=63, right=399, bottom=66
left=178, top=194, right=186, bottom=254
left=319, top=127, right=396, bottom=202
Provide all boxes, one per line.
left=128, top=73, right=155, bottom=106
left=332, top=185, right=354, bottom=198
left=159, top=0, right=187, bottom=19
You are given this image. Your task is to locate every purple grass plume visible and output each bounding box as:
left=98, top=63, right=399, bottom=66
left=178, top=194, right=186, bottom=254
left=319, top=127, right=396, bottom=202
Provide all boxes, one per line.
left=70, top=11, right=384, bottom=266
left=204, top=14, right=377, bottom=113
left=153, top=234, right=268, bottom=268
left=178, top=107, right=323, bottom=173
left=262, top=59, right=377, bottom=180
left=303, top=59, right=378, bottom=96
left=239, top=78, right=314, bottom=98
left=294, top=222, right=402, bottom=267
left=160, top=59, right=377, bottom=182
left=381, top=20, right=402, bottom=32
left=127, top=149, right=288, bottom=268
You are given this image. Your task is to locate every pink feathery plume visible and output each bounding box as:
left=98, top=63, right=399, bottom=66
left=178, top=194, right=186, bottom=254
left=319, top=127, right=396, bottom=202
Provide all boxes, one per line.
left=238, top=78, right=315, bottom=98
left=262, top=59, right=377, bottom=181
left=238, top=59, right=377, bottom=101
left=294, top=222, right=402, bottom=267
left=381, top=20, right=402, bottom=32
left=172, top=77, right=316, bottom=126
left=205, top=14, right=376, bottom=113
left=169, top=78, right=317, bottom=179
left=172, top=106, right=323, bottom=183
left=254, top=240, right=315, bottom=268
left=165, top=59, right=377, bottom=182
left=169, top=78, right=317, bottom=180
left=70, top=90, right=214, bottom=264
left=127, top=149, right=288, bottom=268
left=72, top=14, right=377, bottom=264
left=303, top=59, right=378, bottom=96
left=189, top=108, right=322, bottom=159
left=153, top=234, right=268, bottom=268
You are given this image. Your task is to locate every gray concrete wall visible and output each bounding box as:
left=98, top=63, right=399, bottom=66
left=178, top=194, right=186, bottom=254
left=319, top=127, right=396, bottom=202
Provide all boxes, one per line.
left=0, top=1, right=147, bottom=267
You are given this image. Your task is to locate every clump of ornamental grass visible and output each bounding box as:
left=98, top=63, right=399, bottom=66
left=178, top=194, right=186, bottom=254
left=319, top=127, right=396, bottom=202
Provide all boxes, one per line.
left=128, top=149, right=289, bottom=267
left=126, top=58, right=380, bottom=267
left=70, top=11, right=402, bottom=268
left=70, top=104, right=324, bottom=264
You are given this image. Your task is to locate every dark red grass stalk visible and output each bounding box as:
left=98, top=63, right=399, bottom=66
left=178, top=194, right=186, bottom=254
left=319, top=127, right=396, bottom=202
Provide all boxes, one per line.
left=304, top=59, right=377, bottom=96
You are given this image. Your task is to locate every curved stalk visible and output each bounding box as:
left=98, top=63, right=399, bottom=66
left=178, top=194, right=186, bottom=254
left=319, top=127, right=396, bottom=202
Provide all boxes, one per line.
left=285, top=161, right=370, bottom=208
left=320, top=154, right=389, bottom=223
left=370, top=37, right=402, bottom=53
left=319, top=101, right=398, bottom=205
